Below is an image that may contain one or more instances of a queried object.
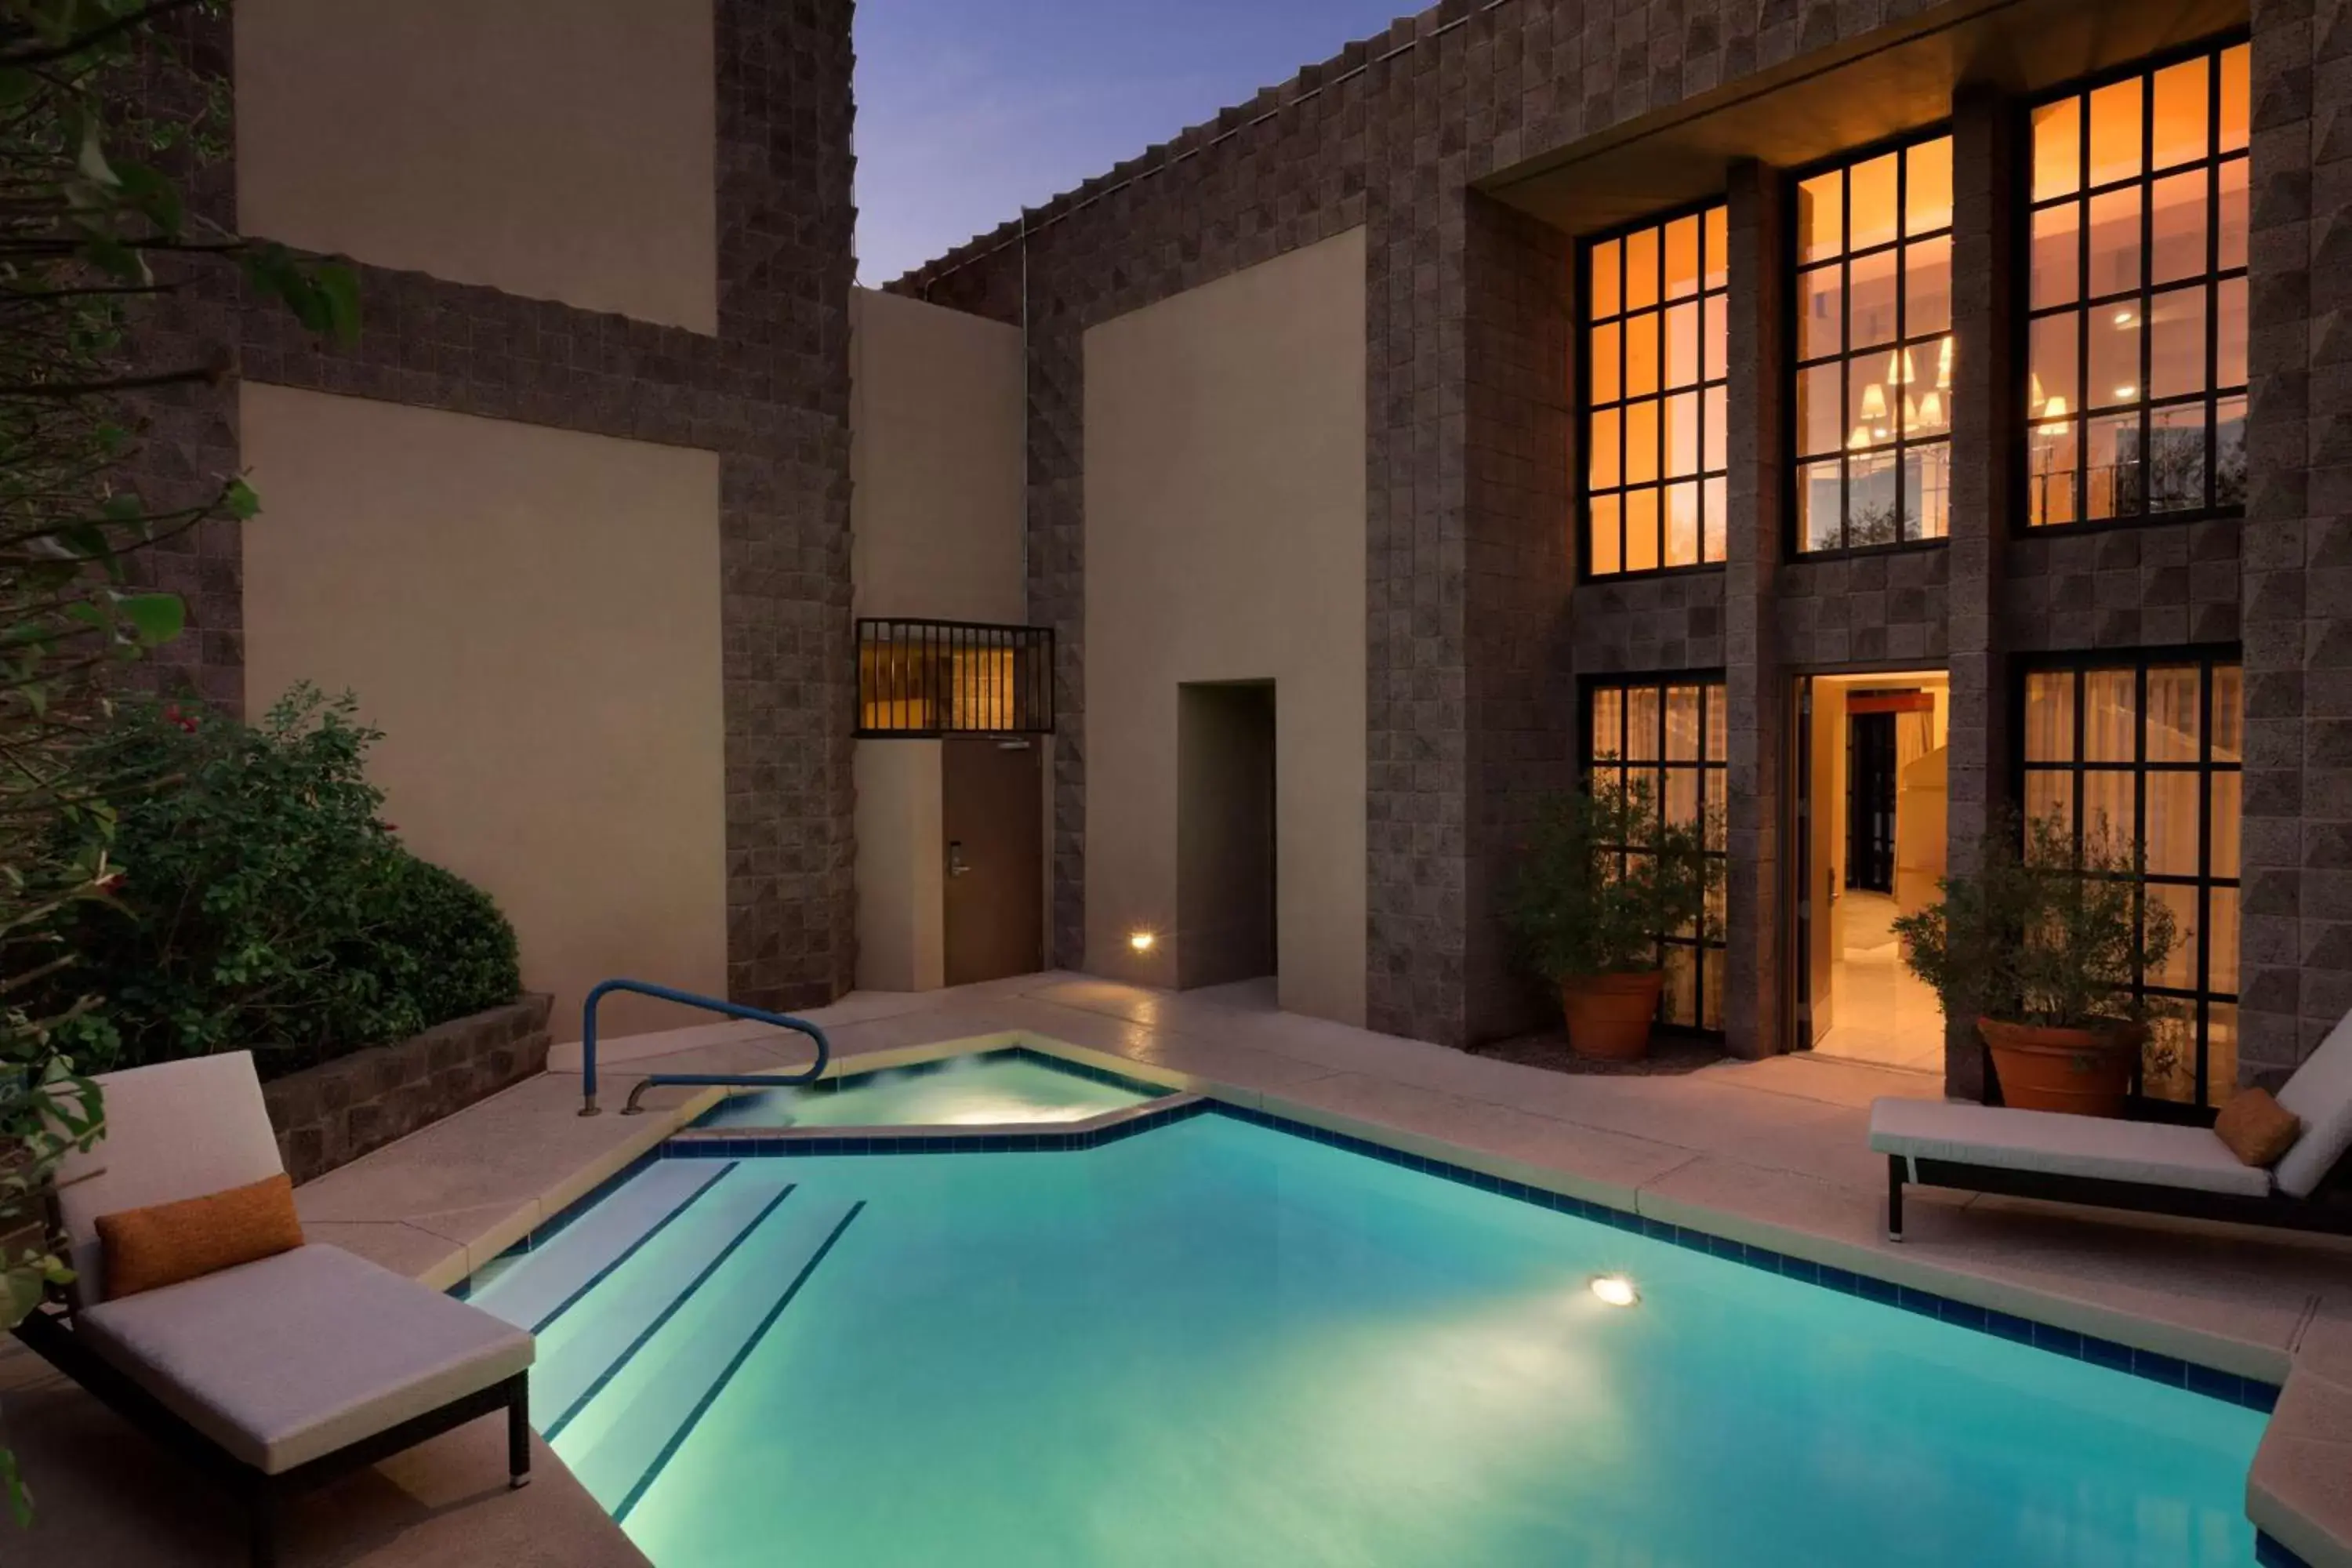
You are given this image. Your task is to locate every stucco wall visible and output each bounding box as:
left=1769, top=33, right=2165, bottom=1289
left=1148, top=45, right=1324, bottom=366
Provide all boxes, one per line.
left=234, top=0, right=717, bottom=332
left=239, top=384, right=728, bottom=1040
left=1081, top=228, right=1368, bottom=1025
left=849, top=289, right=1026, bottom=622
left=853, top=741, right=946, bottom=992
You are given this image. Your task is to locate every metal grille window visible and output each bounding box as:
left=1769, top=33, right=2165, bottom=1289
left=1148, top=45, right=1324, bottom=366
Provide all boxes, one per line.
left=1584, top=677, right=1729, bottom=1031
left=1581, top=205, right=1730, bottom=576
left=1793, top=134, right=1955, bottom=553
left=855, top=619, right=1054, bottom=736
left=2019, top=655, right=2242, bottom=1106
left=2026, top=43, right=2249, bottom=525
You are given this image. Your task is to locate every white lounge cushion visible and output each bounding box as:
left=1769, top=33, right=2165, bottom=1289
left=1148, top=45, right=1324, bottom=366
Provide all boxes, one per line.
left=2275, top=1008, right=2352, bottom=1199
left=53, top=1051, right=285, bottom=1305
left=77, top=1243, right=532, bottom=1474
left=1869, top=1097, right=2272, bottom=1199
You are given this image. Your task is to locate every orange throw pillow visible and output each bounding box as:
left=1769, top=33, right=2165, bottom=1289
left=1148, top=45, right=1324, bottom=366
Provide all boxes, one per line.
left=2215, top=1088, right=2303, bottom=1170
left=96, top=1173, right=305, bottom=1299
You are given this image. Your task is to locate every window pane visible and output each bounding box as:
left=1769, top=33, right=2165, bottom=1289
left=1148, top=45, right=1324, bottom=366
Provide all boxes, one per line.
left=1702, top=475, right=1726, bottom=563
left=1590, top=408, right=1621, bottom=488
left=1664, top=215, right=1701, bottom=299
left=1665, top=482, right=1701, bottom=566
left=2216, top=394, right=2247, bottom=507
left=2090, top=307, right=2143, bottom=407
left=1703, top=384, right=1727, bottom=471
left=2146, top=666, right=2201, bottom=761
left=1589, top=495, right=1621, bottom=577
left=2030, top=416, right=2080, bottom=527
left=1667, top=390, right=1700, bottom=477
left=2034, top=97, right=2082, bottom=201
left=1665, top=301, right=1701, bottom=389
left=1591, top=239, right=1622, bottom=318
left=1849, top=450, right=1898, bottom=546
left=2024, top=671, right=2077, bottom=762
left=2218, top=158, right=2248, bottom=270
left=2085, top=669, right=2138, bottom=761
left=2026, top=768, right=2074, bottom=833
left=1798, top=263, right=1843, bottom=360
left=1625, top=227, right=1660, bottom=310
left=1798, top=362, right=1844, bottom=456
left=1626, top=398, right=1660, bottom=484
left=2212, top=771, right=2241, bottom=878
left=1907, top=375, right=1950, bottom=438
left=1906, top=138, right=1953, bottom=234
left=1850, top=357, right=1896, bottom=447
left=1625, top=490, right=1660, bottom=573
left=2212, top=665, right=2243, bottom=761
left=1849, top=248, right=1900, bottom=348
left=1625, top=310, right=1661, bottom=397
left=2150, top=882, right=2201, bottom=988
left=1905, top=234, right=1951, bottom=336
left=2084, top=769, right=2136, bottom=844
left=2145, top=771, right=2201, bottom=875
left=1904, top=441, right=1951, bottom=540
left=2147, top=403, right=2206, bottom=514
left=1666, top=686, right=1702, bottom=760
left=1798, top=172, right=1842, bottom=263
left=1800, top=459, right=1843, bottom=550
left=2031, top=311, right=2080, bottom=419
left=1589, top=323, right=1621, bottom=404
left=1704, top=206, right=1729, bottom=290
left=2210, top=1004, right=2240, bottom=1103
left=2086, top=412, right=2140, bottom=518
left=2149, top=169, right=2209, bottom=285
left=1625, top=688, right=1661, bottom=759
left=2218, top=276, right=2247, bottom=388
left=2151, top=56, right=2210, bottom=169
left=2220, top=44, right=2249, bottom=154
left=2209, top=886, right=2240, bottom=992
left=1591, top=688, right=1624, bottom=758
left=2089, top=77, right=2144, bottom=187
left=1704, top=292, right=1727, bottom=381
left=2088, top=187, right=2143, bottom=299
left=2150, top=284, right=2206, bottom=400
left=1849, top=154, right=1900, bottom=251
left=2032, top=203, right=2082, bottom=308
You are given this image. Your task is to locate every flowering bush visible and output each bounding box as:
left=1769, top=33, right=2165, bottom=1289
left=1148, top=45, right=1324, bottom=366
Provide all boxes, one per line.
left=42, top=687, right=521, bottom=1077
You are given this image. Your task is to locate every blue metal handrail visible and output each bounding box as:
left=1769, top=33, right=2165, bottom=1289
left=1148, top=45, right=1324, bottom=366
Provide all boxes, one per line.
left=577, top=978, right=831, bottom=1117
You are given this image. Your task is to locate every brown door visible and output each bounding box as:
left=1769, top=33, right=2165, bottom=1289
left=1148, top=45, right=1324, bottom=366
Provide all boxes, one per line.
left=943, top=737, right=1044, bottom=985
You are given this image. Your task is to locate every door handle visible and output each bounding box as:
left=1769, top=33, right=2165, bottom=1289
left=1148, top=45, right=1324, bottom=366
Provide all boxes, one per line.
left=947, top=840, right=971, bottom=878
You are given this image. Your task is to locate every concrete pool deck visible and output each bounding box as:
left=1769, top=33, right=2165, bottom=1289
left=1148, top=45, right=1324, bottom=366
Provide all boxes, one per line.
left=6, top=969, right=2350, bottom=1566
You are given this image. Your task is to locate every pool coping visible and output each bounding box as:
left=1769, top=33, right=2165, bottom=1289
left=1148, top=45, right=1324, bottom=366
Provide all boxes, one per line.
left=454, top=1027, right=2347, bottom=1568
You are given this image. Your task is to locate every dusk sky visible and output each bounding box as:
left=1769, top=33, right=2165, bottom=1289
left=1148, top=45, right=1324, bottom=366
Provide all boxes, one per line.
left=852, top=0, right=1412, bottom=285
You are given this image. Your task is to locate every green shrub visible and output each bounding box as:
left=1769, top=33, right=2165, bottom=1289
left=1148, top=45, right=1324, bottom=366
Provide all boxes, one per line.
left=45, top=686, right=520, bottom=1077
left=1502, top=778, right=1719, bottom=982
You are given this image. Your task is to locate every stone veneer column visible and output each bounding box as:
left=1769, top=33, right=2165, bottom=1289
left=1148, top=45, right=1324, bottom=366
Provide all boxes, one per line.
left=2241, top=0, right=2324, bottom=1083
left=1461, top=190, right=1577, bottom=1044
left=1942, top=84, right=2019, bottom=1098
left=1722, top=160, right=1788, bottom=1060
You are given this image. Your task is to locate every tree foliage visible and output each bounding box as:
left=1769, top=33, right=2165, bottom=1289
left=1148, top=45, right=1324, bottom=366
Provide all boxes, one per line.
left=1502, top=777, right=1719, bottom=982
left=0, top=0, right=354, bottom=1523
left=1895, top=808, right=2179, bottom=1031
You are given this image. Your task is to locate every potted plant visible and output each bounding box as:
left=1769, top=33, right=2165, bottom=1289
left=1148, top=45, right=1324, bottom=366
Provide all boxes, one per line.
left=1893, top=808, right=2177, bottom=1117
left=1503, top=777, right=1717, bottom=1061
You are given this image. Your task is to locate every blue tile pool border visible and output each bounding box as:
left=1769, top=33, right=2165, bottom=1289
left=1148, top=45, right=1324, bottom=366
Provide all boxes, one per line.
left=684, top=1043, right=1178, bottom=1130
left=655, top=1091, right=2285, bottom=1416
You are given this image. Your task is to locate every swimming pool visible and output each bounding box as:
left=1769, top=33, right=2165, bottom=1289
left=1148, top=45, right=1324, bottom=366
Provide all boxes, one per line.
left=691, top=1047, right=1168, bottom=1129
left=474, top=1102, right=2273, bottom=1567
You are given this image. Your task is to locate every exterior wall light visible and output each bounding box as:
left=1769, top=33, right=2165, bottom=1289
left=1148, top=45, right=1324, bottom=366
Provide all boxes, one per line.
left=1589, top=1274, right=1639, bottom=1308
left=1128, top=931, right=1156, bottom=953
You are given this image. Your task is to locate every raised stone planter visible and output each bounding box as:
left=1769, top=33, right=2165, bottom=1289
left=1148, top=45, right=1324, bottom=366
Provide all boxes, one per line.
left=260, top=994, right=553, bottom=1185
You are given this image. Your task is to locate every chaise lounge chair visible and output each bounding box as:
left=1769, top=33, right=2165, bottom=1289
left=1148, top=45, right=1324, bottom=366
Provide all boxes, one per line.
left=13, top=1051, right=534, bottom=1566
left=1871, top=1011, right=2352, bottom=1240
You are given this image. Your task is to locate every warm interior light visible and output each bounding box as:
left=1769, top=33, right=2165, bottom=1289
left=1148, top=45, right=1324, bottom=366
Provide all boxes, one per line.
left=2114, top=308, right=2136, bottom=326
left=1128, top=930, right=1156, bottom=953
left=2114, top=384, right=2137, bottom=400
left=1849, top=425, right=1874, bottom=451
left=1859, top=383, right=1888, bottom=420
left=1589, top=1274, right=1639, bottom=1308
left=1918, top=390, right=1945, bottom=426
left=2038, top=394, right=2071, bottom=438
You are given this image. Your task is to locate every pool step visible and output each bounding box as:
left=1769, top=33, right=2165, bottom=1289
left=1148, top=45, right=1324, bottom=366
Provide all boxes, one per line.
left=531, top=1164, right=801, bottom=1435
left=466, top=1160, right=731, bottom=1333
left=554, top=1189, right=866, bottom=1519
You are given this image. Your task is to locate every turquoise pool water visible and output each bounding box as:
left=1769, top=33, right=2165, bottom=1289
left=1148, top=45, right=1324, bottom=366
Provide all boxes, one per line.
left=474, top=1112, right=2267, bottom=1567
left=694, top=1049, right=1160, bottom=1129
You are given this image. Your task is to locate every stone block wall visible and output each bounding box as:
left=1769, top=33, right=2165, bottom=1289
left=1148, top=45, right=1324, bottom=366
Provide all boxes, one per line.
left=897, top=0, right=2352, bottom=1088
left=260, top=996, right=553, bottom=1185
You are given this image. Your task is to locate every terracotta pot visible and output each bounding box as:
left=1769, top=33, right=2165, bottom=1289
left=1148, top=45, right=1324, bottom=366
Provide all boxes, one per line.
left=1977, top=1017, right=2144, bottom=1118
left=1561, top=972, right=1667, bottom=1062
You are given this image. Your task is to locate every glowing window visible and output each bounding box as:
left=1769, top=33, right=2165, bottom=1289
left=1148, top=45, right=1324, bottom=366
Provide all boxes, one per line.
left=1584, top=678, right=1729, bottom=1031
left=2020, top=656, right=2243, bottom=1106
left=2026, top=44, right=2249, bottom=525
left=1792, top=135, right=1955, bottom=553
left=1582, top=207, right=1730, bottom=576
